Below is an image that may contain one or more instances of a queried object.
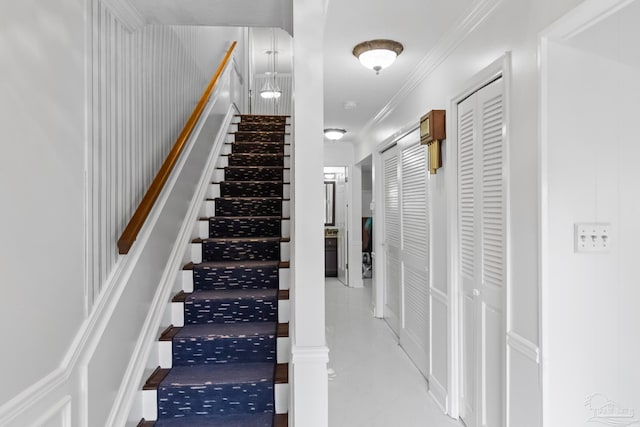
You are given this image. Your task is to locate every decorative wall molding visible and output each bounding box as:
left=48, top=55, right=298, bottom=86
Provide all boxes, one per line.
left=290, top=345, right=330, bottom=364
left=506, top=331, right=540, bottom=364
left=33, top=396, right=72, bottom=427
left=358, top=0, right=505, bottom=141
left=100, top=0, right=145, bottom=32
left=0, top=369, right=66, bottom=425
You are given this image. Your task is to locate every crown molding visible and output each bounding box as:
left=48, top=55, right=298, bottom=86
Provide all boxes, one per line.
left=358, top=0, right=504, bottom=140
left=101, top=0, right=145, bottom=32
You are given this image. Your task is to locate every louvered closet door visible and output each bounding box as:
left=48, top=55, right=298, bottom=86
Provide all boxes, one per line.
left=458, top=77, right=506, bottom=427
left=382, top=145, right=401, bottom=334
left=458, top=92, right=479, bottom=427
left=399, top=142, right=430, bottom=376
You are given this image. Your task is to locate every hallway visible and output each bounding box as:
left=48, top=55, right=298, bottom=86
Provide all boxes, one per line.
left=325, top=278, right=462, bottom=427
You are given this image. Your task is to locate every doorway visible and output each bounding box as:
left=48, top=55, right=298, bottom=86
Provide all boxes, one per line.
left=324, top=166, right=348, bottom=285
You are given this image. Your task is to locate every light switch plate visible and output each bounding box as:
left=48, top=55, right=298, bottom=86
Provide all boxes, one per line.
left=575, top=223, right=611, bottom=253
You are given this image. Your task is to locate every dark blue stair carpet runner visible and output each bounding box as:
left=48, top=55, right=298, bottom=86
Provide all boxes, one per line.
left=224, top=166, right=283, bottom=182
left=221, top=181, right=283, bottom=197
left=208, top=217, right=281, bottom=239
left=228, top=154, right=284, bottom=167
left=172, top=322, right=277, bottom=366
left=183, top=289, right=278, bottom=325
left=231, top=142, right=284, bottom=154
left=234, top=131, right=284, bottom=143
left=202, top=237, right=280, bottom=262
left=155, top=115, right=287, bottom=426
left=237, top=122, right=285, bottom=132
left=157, top=363, right=275, bottom=418
left=193, top=261, right=280, bottom=290
left=214, top=198, right=282, bottom=217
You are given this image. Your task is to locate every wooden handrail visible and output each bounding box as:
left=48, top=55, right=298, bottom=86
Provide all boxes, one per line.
left=118, top=41, right=237, bottom=254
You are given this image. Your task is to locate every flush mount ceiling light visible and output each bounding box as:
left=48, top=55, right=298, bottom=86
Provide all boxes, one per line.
left=324, top=128, right=346, bottom=141
left=352, top=39, right=404, bottom=75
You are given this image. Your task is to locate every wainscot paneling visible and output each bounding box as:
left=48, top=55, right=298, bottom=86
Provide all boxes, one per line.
left=87, top=0, right=239, bottom=307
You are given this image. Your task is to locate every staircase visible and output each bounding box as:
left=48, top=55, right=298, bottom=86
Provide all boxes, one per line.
left=139, top=115, right=291, bottom=427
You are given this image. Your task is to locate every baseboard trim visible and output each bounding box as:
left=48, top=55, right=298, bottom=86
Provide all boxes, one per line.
left=428, top=374, right=448, bottom=413
left=506, top=331, right=540, bottom=364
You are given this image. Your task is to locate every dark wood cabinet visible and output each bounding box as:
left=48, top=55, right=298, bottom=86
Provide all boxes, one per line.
left=325, top=236, right=338, bottom=277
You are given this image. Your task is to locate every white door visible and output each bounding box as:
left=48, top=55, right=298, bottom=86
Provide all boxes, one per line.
left=335, top=169, right=348, bottom=285
left=382, top=145, right=401, bottom=334
left=458, top=77, right=506, bottom=427
left=399, top=141, right=430, bottom=376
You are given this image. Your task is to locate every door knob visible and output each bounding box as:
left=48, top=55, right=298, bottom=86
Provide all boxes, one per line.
left=473, top=289, right=480, bottom=297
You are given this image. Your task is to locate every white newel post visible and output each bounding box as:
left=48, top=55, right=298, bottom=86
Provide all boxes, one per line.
left=290, top=0, right=329, bottom=426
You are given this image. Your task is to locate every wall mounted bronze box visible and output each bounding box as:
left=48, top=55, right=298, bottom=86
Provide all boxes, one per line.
left=420, top=109, right=446, bottom=174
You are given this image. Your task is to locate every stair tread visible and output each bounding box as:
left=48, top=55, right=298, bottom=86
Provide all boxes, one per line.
left=176, top=288, right=289, bottom=302
left=225, top=141, right=290, bottom=145
left=221, top=165, right=288, bottom=169
left=211, top=196, right=288, bottom=200
left=232, top=130, right=290, bottom=134
left=205, top=216, right=290, bottom=221
left=187, top=260, right=282, bottom=269
left=174, top=321, right=278, bottom=339
left=184, top=288, right=279, bottom=301
left=224, top=153, right=286, bottom=156
left=163, top=322, right=289, bottom=341
left=215, top=180, right=285, bottom=183
left=194, top=236, right=283, bottom=243
left=153, top=413, right=279, bottom=427
left=161, top=362, right=276, bottom=386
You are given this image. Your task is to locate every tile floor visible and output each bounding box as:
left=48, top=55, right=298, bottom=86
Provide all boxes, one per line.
left=325, top=278, right=462, bottom=427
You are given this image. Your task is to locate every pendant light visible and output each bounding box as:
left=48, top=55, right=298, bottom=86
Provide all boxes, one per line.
left=260, top=30, right=282, bottom=99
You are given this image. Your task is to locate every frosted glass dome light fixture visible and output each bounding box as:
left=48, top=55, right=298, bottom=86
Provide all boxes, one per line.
left=259, top=79, right=282, bottom=99
left=259, top=50, right=282, bottom=99
left=353, top=39, right=404, bottom=75
left=324, top=128, right=347, bottom=141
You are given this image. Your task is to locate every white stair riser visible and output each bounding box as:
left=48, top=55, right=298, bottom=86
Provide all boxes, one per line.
left=141, top=381, right=290, bottom=420
left=275, top=383, right=289, bottom=414
left=190, top=242, right=290, bottom=265
left=171, top=299, right=289, bottom=326
left=156, top=336, right=290, bottom=369
left=180, top=268, right=290, bottom=292
left=205, top=200, right=290, bottom=218
left=196, top=219, right=291, bottom=239
left=212, top=168, right=290, bottom=183
left=207, top=183, right=291, bottom=200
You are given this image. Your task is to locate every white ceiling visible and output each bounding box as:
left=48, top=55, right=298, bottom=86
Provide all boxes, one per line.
left=322, top=0, right=473, bottom=143
left=131, top=0, right=475, bottom=143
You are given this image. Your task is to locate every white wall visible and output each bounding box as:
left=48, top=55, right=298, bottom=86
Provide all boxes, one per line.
left=0, top=0, right=244, bottom=424
left=0, top=0, right=87, bottom=408
left=351, top=0, right=585, bottom=422
left=542, top=1, right=640, bottom=424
